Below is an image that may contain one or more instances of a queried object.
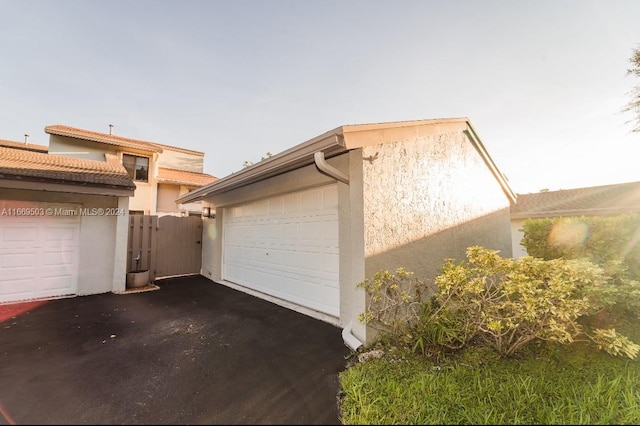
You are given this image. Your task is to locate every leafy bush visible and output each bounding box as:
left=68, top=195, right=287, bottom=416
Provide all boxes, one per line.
left=357, top=268, right=428, bottom=345
left=520, top=214, right=640, bottom=280
left=521, top=214, right=640, bottom=317
left=358, top=246, right=640, bottom=359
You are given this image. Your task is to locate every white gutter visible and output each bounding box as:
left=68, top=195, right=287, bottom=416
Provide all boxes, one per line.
left=341, top=321, right=363, bottom=351
left=313, top=150, right=349, bottom=184
left=311, top=149, right=362, bottom=351
left=311, top=139, right=363, bottom=350
left=177, top=129, right=347, bottom=204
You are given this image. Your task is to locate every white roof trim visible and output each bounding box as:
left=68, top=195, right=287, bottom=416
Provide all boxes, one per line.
left=178, top=129, right=345, bottom=203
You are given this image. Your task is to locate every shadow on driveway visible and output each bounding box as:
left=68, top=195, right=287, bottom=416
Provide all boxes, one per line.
left=0, top=275, right=352, bottom=425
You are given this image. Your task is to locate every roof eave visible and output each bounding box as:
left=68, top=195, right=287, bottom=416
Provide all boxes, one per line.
left=463, top=121, right=517, bottom=204
left=177, top=128, right=346, bottom=204
left=157, top=179, right=213, bottom=187
left=45, top=127, right=163, bottom=153
left=0, top=175, right=136, bottom=197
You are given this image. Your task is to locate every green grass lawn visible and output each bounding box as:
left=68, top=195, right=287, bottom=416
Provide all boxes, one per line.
left=338, top=316, right=640, bottom=425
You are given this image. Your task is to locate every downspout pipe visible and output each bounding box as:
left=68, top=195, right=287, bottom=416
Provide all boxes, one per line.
left=342, top=321, right=363, bottom=351
left=314, top=151, right=349, bottom=184
left=314, top=149, right=363, bottom=350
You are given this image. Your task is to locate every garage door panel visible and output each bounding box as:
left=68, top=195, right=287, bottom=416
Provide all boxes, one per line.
left=322, top=186, right=339, bottom=208
left=0, top=203, right=79, bottom=304
left=43, top=247, right=75, bottom=263
left=301, top=190, right=321, bottom=211
left=40, top=259, right=77, bottom=276
left=1, top=226, right=38, bottom=247
left=1, top=251, right=36, bottom=268
left=0, top=266, right=37, bottom=281
left=302, top=281, right=339, bottom=305
left=231, top=267, right=339, bottom=317
left=269, top=197, right=283, bottom=214
left=223, top=185, right=339, bottom=317
left=283, top=193, right=298, bottom=211
left=265, top=224, right=280, bottom=239
left=40, top=274, right=75, bottom=291
left=45, top=225, right=76, bottom=238
left=299, top=221, right=323, bottom=240
left=0, top=278, right=33, bottom=300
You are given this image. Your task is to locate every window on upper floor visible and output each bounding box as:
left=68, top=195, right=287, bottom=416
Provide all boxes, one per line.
left=122, top=154, right=149, bottom=182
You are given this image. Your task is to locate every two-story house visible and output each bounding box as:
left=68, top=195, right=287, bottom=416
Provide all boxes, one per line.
left=45, top=125, right=217, bottom=216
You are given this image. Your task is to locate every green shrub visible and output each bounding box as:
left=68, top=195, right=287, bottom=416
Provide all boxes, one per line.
left=357, top=267, right=428, bottom=341
left=358, top=246, right=640, bottom=360
left=521, top=214, right=640, bottom=318
left=520, top=214, right=640, bottom=281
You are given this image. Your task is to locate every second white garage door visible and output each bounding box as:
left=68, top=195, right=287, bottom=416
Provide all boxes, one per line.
left=223, top=184, right=340, bottom=317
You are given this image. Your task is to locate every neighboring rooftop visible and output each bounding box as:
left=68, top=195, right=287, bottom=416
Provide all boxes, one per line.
left=511, top=181, right=640, bottom=219
left=45, top=125, right=163, bottom=153
left=157, top=167, right=218, bottom=187
left=0, top=146, right=136, bottom=191
left=0, top=138, right=48, bottom=153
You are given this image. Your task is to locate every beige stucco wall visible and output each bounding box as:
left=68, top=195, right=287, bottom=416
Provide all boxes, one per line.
left=157, top=184, right=204, bottom=217
left=361, top=130, right=513, bottom=293
left=0, top=189, right=129, bottom=296
left=157, top=183, right=181, bottom=214
left=128, top=181, right=155, bottom=214
left=156, top=146, right=204, bottom=173
left=48, top=135, right=118, bottom=160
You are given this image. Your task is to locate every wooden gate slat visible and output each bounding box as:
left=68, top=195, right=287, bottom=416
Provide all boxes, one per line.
left=156, top=216, right=202, bottom=278
left=128, top=215, right=202, bottom=282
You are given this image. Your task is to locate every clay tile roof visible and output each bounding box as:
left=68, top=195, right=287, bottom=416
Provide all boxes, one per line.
left=157, top=167, right=218, bottom=187
left=0, top=139, right=48, bottom=153
left=511, top=181, right=640, bottom=219
left=45, top=125, right=163, bottom=153
left=0, top=146, right=136, bottom=190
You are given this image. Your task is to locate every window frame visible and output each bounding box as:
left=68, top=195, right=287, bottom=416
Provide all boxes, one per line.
left=122, top=154, right=150, bottom=182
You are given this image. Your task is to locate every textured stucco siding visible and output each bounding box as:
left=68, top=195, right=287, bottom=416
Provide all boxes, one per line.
left=362, top=130, right=512, bottom=287
left=48, top=135, right=118, bottom=161
left=157, top=183, right=181, bottom=214
left=128, top=181, right=155, bottom=213
left=511, top=218, right=528, bottom=258
left=156, top=147, right=204, bottom=173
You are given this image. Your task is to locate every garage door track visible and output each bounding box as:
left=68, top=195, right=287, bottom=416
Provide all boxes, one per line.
left=0, top=275, right=351, bottom=424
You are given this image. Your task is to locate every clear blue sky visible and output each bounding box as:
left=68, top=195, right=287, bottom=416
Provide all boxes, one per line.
left=2, top=0, right=639, bottom=194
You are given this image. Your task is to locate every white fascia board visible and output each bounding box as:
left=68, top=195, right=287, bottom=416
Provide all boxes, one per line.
left=177, top=129, right=345, bottom=204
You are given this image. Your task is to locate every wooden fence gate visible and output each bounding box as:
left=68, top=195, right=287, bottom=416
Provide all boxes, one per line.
left=127, top=215, right=203, bottom=281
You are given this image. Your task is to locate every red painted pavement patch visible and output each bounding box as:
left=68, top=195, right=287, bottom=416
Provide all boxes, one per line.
left=0, top=300, right=47, bottom=323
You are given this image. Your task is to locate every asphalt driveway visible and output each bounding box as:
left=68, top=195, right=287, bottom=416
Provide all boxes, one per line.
left=0, top=275, right=352, bottom=425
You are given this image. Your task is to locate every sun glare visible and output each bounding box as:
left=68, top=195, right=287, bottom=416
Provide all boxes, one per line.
left=548, top=218, right=590, bottom=249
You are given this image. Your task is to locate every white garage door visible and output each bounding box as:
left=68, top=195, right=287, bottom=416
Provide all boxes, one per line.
left=223, top=184, right=340, bottom=317
left=0, top=202, right=80, bottom=304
